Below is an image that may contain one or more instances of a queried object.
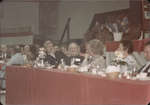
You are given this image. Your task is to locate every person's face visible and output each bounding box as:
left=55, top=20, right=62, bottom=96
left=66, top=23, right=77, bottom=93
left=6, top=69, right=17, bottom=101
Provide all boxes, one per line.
left=24, top=45, right=30, bottom=52
left=8, top=47, right=15, bottom=55
left=68, top=43, right=79, bottom=56
left=144, top=45, right=150, bottom=61
left=54, top=46, right=59, bottom=51
left=118, top=43, right=124, bottom=51
left=44, top=40, right=53, bottom=49
left=86, top=44, right=93, bottom=56
left=117, top=43, right=128, bottom=57
left=47, top=42, right=53, bottom=48
left=1, top=45, right=7, bottom=52
left=61, top=46, right=68, bottom=55
left=46, top=42, right=54, bottom=53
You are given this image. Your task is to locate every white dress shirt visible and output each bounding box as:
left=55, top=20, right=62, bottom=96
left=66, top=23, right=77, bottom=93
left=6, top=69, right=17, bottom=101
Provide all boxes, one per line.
left=7, top=53, right=25, bottom=66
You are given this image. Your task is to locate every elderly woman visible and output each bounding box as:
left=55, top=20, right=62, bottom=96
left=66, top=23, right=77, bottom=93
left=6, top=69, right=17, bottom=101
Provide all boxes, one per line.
left=82, top=39, right=106, bottom=71
left=65, top=42, right=84, bottom=66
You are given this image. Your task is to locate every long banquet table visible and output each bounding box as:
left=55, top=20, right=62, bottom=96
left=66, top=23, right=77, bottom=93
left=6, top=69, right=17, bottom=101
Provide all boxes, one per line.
left=5, top=66, right=150, bottom=105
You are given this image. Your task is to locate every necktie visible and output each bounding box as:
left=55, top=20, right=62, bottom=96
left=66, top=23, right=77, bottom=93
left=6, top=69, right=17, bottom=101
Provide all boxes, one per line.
left=137, top=64, right=146, bottom=73
left=143, top=64, right=150, bottom=73
left=138, top=63, right=150, bottom=73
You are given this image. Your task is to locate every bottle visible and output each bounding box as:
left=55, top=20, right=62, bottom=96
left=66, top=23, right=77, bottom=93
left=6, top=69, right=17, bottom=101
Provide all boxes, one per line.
left=58, top=59, right=65, bottom=70
left=71, top=58, right=75, bottom=66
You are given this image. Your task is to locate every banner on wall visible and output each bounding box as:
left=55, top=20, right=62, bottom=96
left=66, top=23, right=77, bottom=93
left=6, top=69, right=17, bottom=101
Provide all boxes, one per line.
left=0, top=32, right=33, bottom=45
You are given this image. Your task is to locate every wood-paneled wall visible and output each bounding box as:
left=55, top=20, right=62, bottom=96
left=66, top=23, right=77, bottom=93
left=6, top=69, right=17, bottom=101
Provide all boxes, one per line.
left=39, top=2, right=59, bottom=42
left=85, top=0, right=142, bottom=43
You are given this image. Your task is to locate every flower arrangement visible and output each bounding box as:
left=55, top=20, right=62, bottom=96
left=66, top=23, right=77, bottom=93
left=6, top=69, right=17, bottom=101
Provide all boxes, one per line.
left=111, top=59, right=128, bottom=67
left=105, top=16, right=129, bottom=33
left=38, top=48, right=46, bottom=59
left=34, top=48, right=46, bottom=68
left=106, top=50, right=129, bottom=79
left=111, top=50, right=128, bottom=66
left=101, top=16, right=129, bottom=41
left=106, top=50, right=128, bottom=75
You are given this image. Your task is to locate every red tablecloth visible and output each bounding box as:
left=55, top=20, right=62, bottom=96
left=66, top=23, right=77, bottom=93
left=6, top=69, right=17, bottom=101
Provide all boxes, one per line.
left=106, top=38, right=150, bottom=52
left=6, top=66, right=150, bottom=105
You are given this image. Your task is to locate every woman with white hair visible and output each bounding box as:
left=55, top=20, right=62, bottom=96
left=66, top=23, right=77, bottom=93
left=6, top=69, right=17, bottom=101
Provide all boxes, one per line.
left=82, top=39, right=106, bottom=72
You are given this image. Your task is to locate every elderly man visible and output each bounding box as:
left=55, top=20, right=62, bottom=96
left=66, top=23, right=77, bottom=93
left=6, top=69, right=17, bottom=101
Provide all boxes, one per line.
left=138, top=41, right=150, bottom=75
left=0, top=44, right=10, bottom=60
left=65, top=42, right=84, bottom=66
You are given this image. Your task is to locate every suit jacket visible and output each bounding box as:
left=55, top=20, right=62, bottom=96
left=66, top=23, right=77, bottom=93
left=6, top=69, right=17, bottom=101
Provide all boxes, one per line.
left=44, top=51, right=67, bottom=66
left=138, top=63, right=150, bottom=76
left=0, top=51, right=11, bottom=60
left=65, top=55, right=84, bottom=66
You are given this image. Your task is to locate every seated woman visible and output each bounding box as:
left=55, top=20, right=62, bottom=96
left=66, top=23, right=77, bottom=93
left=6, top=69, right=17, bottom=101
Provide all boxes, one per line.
left=82, top=39, right=106, bottom=72
left=115, top=40, right=138, bottom=72
left=23, top=45, right=35, bottom=64
left=65, top=42, right=84, bottom=66
left=6, top=45, right=25, bottom=66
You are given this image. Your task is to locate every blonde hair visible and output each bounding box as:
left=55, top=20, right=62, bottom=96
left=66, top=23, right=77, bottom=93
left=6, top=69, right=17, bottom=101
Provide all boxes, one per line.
left=87, top=39, right=104, bottom=55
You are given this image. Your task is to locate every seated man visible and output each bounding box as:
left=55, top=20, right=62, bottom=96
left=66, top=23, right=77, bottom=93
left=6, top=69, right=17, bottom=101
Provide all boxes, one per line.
left=138, top=41, right=150, bottom=76
left=0, top=44, right=11, bottom=61
left=44, top=40, right=66, bottom=67
left=65, top=42, right=84, bottom=66
left=6, top=45, right=25, bottom=66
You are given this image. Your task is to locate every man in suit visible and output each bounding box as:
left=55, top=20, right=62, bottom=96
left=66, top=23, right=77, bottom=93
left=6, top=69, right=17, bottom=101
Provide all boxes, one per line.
left=44, top=40, right=66, bottom=67
left=138, top=41, right=150, bottom=75
left=0, top=46, right=25, bottom=91
left=0, top=44, right=10, bottom=61
left=65, top=42, right=84, bottom=66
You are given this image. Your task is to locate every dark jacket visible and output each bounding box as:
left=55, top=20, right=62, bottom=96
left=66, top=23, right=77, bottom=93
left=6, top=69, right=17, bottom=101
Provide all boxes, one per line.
left=64, top=55, right=84, bottom=66
left=44, top=51, right=67, bottom=66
